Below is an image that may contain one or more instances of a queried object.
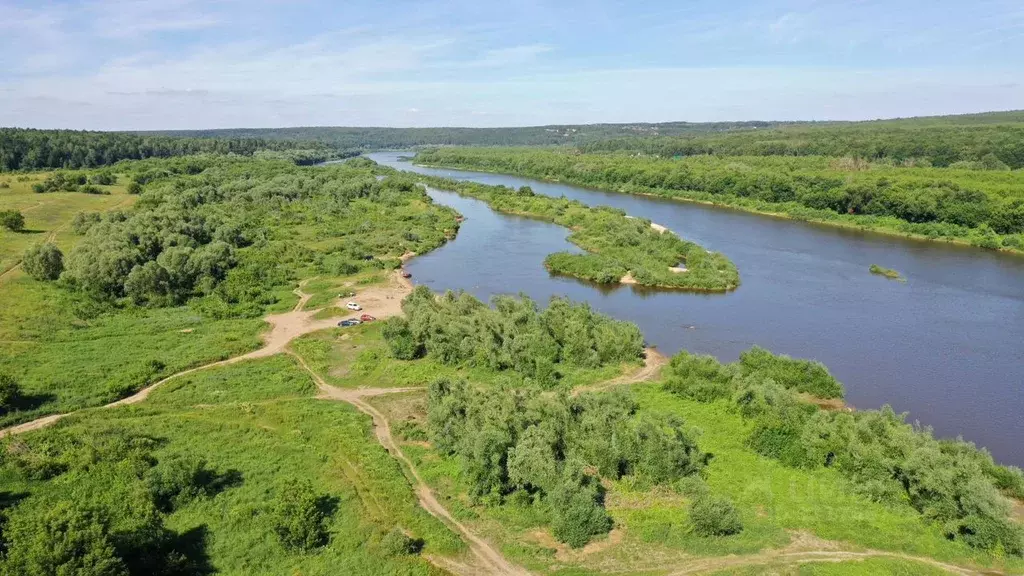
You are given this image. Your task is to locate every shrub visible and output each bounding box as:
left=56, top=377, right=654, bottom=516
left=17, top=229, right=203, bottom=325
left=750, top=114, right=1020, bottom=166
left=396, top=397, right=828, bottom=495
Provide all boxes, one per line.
left=0, top=372, right=22, bottom=412
left=127, top=181, right=143, bottom=194
left=381, top=317, right=421, bottom=360
left=1, top=209, right=25, bottom=231
left=2, top=500, right=127, bottom=576
left=378, top=527, right=422, bottom=557
left=549, top=469, right=613, bottom=548
left=144, top=455, right=208, bottom=512
left=22, top=242, right=65, bottom=281
left=270, top=481, right=330, bottom=551
left=688, top=494, right=743, bottom=536
left=739, top=346, right=844, bottom=399
left=72, top=211, right=103, bottom=235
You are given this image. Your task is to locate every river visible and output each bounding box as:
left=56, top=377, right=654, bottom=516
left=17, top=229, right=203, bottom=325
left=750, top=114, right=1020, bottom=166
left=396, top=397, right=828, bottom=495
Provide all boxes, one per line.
left=363, top=151, right=1024, bottom=466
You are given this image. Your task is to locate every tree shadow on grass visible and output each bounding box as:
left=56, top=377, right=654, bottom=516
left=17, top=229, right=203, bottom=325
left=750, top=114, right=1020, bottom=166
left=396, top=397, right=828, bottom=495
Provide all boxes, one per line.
left=316, top=494, right=341, bottom=518
left=169, top=525, right=216, bottom=576
left=9, top=391, right=57, bottom=412
left=200, top=468, right=244, bottom=496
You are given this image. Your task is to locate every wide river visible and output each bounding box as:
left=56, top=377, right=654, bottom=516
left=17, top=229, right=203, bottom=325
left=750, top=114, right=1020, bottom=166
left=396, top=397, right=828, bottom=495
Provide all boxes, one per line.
left=365, top=151, right=1024, bottom=466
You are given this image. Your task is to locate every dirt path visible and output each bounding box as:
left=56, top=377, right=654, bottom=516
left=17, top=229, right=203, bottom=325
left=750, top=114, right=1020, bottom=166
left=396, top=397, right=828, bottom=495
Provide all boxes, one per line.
left=0, top=271, right=414, bottom=438
left=289, top=352, right=532, bottom=576
left=659, top=531, right=995, bottom=576
left=571, top=348, right=667, bottom=396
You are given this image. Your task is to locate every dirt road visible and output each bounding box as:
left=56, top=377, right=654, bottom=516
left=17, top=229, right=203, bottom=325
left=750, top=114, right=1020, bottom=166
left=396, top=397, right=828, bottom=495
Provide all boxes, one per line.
left=0, top=272, right=413, bottom=438
left=290, top=352, right=532, bottom=576
left=571, top=348, right=667, bottom=396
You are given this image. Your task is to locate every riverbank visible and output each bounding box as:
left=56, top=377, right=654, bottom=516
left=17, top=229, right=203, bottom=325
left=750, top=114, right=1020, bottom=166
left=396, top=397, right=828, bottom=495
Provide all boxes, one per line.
left=414, top=160, right=1024, bottom=257
left=413, top=176, right=740, bottom=292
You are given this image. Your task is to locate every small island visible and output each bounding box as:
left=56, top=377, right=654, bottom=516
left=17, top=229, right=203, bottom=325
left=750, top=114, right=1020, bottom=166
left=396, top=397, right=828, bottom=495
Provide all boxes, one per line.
left=870, top=264, right=904, bottom=281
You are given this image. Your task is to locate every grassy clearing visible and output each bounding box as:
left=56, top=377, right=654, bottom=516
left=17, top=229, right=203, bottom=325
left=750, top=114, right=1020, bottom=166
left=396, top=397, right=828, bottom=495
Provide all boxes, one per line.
left=632, top=385, right=1023, bottom=573
left=0, top=172, right=133, bottom=275
left=2, top=356, right=464, bottom=575
left=0, top=273, right=265, bottom=427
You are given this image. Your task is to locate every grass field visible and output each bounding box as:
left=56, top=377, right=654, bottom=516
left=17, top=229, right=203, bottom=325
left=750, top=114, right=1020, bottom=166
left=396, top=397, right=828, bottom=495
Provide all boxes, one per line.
left=0, top=172, right=134, bottom=276
left=0, top=355, right=464, bottom=575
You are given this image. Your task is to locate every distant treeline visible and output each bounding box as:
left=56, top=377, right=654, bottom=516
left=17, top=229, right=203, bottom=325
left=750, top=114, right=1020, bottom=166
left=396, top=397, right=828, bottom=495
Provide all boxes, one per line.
left=583, top=122, right=1024, bottom=169
left=139, top=110, right=1024, bottom=157
left=0, top=128, right=351, bottom=171
left=140, top=122, right=779, bottom=149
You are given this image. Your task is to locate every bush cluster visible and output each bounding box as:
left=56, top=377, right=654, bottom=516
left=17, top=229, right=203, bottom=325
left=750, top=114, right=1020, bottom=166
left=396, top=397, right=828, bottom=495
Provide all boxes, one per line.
left=0, top=209, right=25, bottom=232
left=57, top=157, right=456, bottom=314
left=427, top=377, right=706, bottom=547
left=0, top=428, right=236, bottom=574
left=663, top=350, right=1024, bottom=555
left=383, top=287, right=645, bottom=386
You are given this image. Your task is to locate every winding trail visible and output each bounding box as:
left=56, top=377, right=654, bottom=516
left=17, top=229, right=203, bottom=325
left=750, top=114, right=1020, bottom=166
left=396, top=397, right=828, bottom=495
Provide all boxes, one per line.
left=0, top=273, right=409, bottom=438
left=289, top=351, right=531, bottom=576
left=657, top=531, right=995, bottom=576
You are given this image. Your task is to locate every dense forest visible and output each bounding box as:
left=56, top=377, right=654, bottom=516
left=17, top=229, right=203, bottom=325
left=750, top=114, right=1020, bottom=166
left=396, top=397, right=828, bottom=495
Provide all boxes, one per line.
left=142, top=121, right=779, bottom=149
left=0, top=129, right=353, bottom=171
left=144, top=110, right=1024, bottom=154
left=415, top=147, right=1024, bottom=251
left=582, top=122, right=1024, bottom=169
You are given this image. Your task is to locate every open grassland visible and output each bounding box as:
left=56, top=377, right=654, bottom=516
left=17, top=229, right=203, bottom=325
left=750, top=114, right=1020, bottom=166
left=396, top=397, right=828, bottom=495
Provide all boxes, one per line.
left=0, top=172, right=135, bottom=275
left=0, top=356, right=463, bottom=575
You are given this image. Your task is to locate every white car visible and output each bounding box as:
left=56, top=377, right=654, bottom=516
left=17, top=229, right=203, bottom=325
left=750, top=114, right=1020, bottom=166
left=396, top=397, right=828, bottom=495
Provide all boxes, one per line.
left=346, top=301, right=362, bottom=311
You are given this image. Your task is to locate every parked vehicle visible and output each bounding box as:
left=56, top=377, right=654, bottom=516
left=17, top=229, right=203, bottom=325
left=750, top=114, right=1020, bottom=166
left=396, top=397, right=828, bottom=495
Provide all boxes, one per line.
left=360, top=314, right=376, bottom=322
left=346, top=301, right=362, bottom=311
left=400, top=270, right=412, bottom=278
left=338, top=319, right=361, bottom=327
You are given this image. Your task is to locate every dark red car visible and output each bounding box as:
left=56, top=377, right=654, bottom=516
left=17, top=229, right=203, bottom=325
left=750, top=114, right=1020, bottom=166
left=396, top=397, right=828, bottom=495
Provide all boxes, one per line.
left=360, top=314, right=376, bottom=322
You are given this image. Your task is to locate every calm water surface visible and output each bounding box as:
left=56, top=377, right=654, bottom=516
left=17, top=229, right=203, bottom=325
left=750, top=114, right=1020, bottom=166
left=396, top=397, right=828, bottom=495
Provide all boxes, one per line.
left=365, top=152, right=1024, bottom=466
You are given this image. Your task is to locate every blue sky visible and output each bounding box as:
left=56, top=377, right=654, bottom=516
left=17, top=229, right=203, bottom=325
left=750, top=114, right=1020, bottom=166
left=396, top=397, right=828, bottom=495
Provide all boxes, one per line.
left=1, top=0, right=1022, bottom=129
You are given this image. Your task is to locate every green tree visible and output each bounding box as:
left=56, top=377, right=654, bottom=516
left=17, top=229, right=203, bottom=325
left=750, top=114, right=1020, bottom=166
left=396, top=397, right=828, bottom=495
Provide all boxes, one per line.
left=549, top=467, right=613, bottom=548
left=270, top=481, right=330, bottom=551
left=0, top=209, right=25, bottom=232
left=22, top=243, right=64, bottom=281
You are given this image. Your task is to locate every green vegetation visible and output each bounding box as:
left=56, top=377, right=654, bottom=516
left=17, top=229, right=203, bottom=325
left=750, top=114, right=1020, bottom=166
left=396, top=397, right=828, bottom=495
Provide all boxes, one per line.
left=21, top=243, right=64, bottom=281
left=662, top=351, right=1024, bottom=555
left=0, top=128, right=352, bottom=171
left=582, top=113, right=1024, bottom=168
left=425, top=376, right=708, bottom=548
left=0, top=356, right=461, bottom=574
left=414, top=147, right=1024, bottom=252
left=411, top=174, right=740, bottom=290
left=0, top=210, right=25, bottom=232
left=0, top=155, right=459, bottom=427
left=870, top=264, right=904, bottom=280
left=383, top=287, right=645, bottom=387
